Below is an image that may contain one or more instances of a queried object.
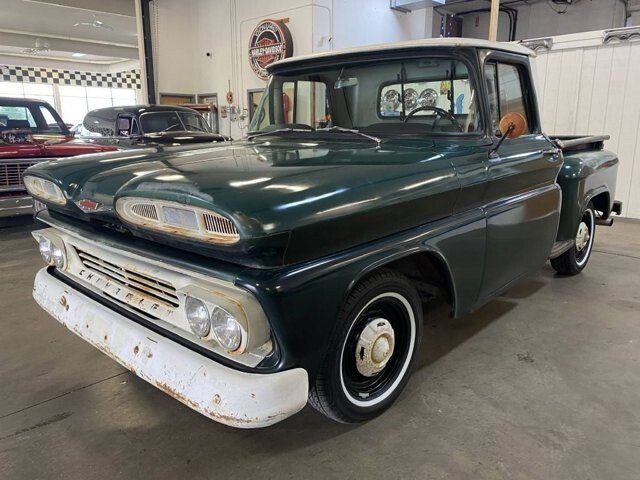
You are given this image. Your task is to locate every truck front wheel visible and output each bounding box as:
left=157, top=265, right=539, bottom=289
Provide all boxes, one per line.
left=551, top=202, right=596, bottom=275
left=308, top=269, right=423, bottom=423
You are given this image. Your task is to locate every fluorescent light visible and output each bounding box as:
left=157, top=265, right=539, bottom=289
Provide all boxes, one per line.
left=72, top=53, right=86, bottom=57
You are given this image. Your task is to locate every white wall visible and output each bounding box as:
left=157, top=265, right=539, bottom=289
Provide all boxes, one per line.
left=152, top=0, right=432, bottom=139
left=322, top=0, right=430, bottom=50
left=533, top=29, right=640, bottom=219
left=460, top=0, right=628, bottom=41
left=152, top=0, right=198, bottom=95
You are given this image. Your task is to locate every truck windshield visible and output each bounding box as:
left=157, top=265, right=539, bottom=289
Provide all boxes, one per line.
left=248, top=56, right=482, bottom=137
left=0, top=102, right=69, bottom=135
left=139, top=111, right=212, bottom=134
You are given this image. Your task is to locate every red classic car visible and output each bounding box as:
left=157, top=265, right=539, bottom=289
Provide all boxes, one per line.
left=0, top=96, right=118, bottom=218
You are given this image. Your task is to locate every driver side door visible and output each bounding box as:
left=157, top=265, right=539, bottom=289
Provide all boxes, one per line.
left=477, top=52, right=563, bottom=303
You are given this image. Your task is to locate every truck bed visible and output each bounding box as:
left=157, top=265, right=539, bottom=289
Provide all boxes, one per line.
left=550, top=135, right=609, bottom=152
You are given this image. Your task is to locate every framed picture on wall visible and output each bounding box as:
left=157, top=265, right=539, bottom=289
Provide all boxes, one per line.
left=159, top=93, right=195, bottom=105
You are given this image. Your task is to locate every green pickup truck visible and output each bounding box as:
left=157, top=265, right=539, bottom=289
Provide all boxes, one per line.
left=24, top=38, right=621, bottom=428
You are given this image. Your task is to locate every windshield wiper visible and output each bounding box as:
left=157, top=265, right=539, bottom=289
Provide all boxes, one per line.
left=247, top=127, right=314, bottom=140
left=315, top=126, right=381, bottom=147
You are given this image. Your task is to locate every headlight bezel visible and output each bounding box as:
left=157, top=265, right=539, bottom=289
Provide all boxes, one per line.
left=23, top=175, right=67, bottom=206
left=34, top=231, right=68, bottom=270
left=180, top=283, right=268, bottom=355
left=115, top=197, right=240, bottom=245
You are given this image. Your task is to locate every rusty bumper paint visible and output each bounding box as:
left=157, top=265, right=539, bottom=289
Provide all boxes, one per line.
left=32, top=268, right=309, bottom=428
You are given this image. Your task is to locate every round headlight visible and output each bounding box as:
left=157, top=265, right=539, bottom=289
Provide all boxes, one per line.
left=38, top=236, right=52, bottom=264
left=211, top=306, right=242, bottom=352
left=185, top=296, right=210, bottom=337
left=50, top=244, right=66, bottom=269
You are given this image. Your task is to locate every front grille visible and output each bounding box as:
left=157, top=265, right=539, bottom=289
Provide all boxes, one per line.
left=76, top=248, right=179, bottom=307
left=203, top=212, right=238, bottom=236
left=0, top=161, right=40, bottom=190
left=131, top=203, right=158, bottom=220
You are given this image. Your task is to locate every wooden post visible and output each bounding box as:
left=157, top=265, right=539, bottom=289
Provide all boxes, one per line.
left=488, top=0, right=500, bottom=41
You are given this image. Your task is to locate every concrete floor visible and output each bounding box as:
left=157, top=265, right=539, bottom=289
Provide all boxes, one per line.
left=1, top=218, right=639, bottom=480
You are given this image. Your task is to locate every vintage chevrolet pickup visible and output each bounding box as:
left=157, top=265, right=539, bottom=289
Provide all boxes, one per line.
left=24, top=38, right=621, bottom=428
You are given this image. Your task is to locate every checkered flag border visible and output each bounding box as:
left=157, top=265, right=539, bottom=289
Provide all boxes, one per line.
left=0, top=66, right=141, bottom=90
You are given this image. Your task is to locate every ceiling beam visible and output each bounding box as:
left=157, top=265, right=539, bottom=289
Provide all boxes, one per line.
left=22, top=0, right=135, bottom=17
left=0, top=31, right=138, bottom=59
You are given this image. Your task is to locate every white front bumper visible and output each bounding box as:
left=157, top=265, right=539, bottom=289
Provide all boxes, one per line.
left=32, top=268, right=309, bottom=428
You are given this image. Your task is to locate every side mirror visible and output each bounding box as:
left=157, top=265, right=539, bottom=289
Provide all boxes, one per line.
left=489, top=112, right=528, bottom=158
left=499, top=112, right=527, bottom=139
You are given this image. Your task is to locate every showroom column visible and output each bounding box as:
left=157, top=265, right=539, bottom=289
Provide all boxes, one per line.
left=135, top=0, right=156, bottom=104
left=488, top=0, right=499, bottom=41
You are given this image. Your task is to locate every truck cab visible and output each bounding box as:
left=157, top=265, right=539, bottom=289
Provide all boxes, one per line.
left=23, top=39, right=620, bottom=427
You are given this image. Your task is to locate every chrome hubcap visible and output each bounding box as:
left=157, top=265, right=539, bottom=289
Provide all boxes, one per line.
left=355, top=318, right=395, bottom=377
left=576, top=221, right=590, bottom=251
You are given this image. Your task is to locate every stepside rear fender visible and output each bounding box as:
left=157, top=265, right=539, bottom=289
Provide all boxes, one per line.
left=556, top=149, right=619, bottom=242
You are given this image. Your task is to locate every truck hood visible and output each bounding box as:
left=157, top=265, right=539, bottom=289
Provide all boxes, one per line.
left=28, top=139, right=462, bottom=267
left=0, top=133, right=117, bottom=159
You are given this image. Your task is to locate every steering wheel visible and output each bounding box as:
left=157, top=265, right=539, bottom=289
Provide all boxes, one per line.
left=403, top=105, right=463, bottom=132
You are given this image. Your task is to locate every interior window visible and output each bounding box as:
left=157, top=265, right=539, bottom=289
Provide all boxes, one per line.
left=282, top=80, right=329, bottom=128
left=485, top=62, right=531, bottom=136
left=39, top=106, right=62, bottom=132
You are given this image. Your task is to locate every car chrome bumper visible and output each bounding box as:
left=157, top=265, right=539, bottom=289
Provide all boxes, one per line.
left=32, top=268, right=309, bottom=428
left=0, top=194, right=32, bottom=218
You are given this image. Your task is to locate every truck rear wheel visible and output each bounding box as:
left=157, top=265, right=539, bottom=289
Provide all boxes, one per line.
left=308, top=269, right=423, bottom=423
left=551, top=202, right=596, bottom=275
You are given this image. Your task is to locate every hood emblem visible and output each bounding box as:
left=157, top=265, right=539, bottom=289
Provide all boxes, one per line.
left=76, top=198, right=109, bottom=213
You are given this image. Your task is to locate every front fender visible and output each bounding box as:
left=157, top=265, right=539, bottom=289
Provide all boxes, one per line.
left=237, top=209, right=486, bottom=382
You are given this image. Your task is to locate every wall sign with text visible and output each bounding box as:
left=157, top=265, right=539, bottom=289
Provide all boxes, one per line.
left=248, top=19, right=293, bottom=80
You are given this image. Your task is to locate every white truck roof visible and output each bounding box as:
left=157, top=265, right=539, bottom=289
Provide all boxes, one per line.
left=270, top=38, right=534, bottom=71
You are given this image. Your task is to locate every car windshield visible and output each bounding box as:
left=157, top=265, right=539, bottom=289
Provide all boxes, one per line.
left=0, top=102, right=68, bottom=135
left=139, top=111, right=212, bottom=134
left=248, top=55, right=483, bottom=138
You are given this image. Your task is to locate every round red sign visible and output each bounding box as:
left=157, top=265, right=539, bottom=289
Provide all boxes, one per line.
left=248, top=19, right=293, bottom=80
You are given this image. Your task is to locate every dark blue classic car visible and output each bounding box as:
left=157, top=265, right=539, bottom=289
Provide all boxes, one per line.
left=76, top=105, right=229, bottom=146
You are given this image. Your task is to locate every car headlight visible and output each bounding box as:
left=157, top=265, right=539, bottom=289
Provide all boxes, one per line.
left=35, top=231, right=67, bottom=270
left=23, top=176, right=66, bottom=205
left=184, top=295, right=245, bottom=352
left=50, top=244, right=65, bottom=268
left=185, top=296, right=211, bottom=337
left=211, top=306, right=242, bottom=352
left=115, top=197, right=240, bottom=245
left=38, top=236, right=52, bottom=263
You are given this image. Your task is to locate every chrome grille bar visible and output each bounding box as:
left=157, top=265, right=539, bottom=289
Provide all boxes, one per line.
left=0, top=160, right=42, bottom=191
left=76, top=249, right=179, bottom=307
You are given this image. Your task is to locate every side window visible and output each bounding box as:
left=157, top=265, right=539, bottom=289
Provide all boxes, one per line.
left=117, top=115, right=132, bottom=136
left=485, top=62, right=531, bottom=136
left=130, top=118, right=140, bottom=135
left=39, top=106, right=60, bottom=131
left=282, top=81, right=329, bottom=128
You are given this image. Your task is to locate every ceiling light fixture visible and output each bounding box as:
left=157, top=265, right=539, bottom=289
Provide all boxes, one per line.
left=73, top=15, right=114, bottom=31
left=22, top=38, right=50, bottom=55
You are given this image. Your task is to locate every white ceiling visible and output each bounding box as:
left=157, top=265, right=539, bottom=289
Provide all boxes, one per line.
left=0, top=0, right=138, bottom=67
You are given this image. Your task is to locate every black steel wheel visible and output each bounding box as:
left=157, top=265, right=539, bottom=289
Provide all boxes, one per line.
left=551, top=202, right=596, bottom=275
left=308, top=269, right=422, bottom=423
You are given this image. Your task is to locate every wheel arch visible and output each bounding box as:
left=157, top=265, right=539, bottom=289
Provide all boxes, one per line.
left=347, top=248, right=458, bottom=316
left=586, top=189, right=611, bottom=217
